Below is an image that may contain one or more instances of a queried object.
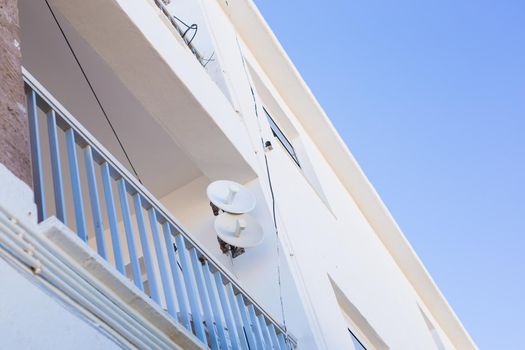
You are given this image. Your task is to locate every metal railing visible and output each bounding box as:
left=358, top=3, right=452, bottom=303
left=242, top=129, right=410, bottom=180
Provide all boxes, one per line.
left=24, top=71, right=296, bottom=349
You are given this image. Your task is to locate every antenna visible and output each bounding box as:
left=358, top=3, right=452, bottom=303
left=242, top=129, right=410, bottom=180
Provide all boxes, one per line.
left=214, top=212, right=264, bottom=249
left=207, top=180, right=262, bottom=258
left=207, top=180, right=256, bottom=214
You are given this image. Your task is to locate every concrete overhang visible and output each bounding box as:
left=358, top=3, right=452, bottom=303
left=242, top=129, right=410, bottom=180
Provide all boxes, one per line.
left=46, top=0, right=258, bottom=185
left=217, top=0, right=477, bottom=349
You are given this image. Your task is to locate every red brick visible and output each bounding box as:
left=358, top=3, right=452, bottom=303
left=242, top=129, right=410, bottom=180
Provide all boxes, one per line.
left=0, top=0, right=31, bottom=186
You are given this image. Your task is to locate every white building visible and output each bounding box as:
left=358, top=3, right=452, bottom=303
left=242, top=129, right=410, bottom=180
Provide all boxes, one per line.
left=0, top=0, right=476, bottom=349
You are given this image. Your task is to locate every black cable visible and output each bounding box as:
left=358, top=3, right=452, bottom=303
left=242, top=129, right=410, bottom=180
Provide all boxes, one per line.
left=171, top=14, right=198, bottom=46
left=44, top=0, right=143, bottom=185
left=181, top=24, right=198, bottom=45
left=154, top=0, right=198, bottom=47
left=172, top=244, right=184, bottom=272
left=234, top=37, right=289, bottom=335
left=261, top=114, right=288, bottom=334
left=171, top=13, right=195, bottom=30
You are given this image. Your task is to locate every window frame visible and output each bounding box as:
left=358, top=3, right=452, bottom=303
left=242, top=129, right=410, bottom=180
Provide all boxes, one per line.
left=348, top=328, right=368, bottom=350
left=263, top=107, right=301, bottom=168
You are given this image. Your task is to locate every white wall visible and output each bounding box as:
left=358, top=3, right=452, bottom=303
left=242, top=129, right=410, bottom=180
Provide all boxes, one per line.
left=0, top=257, right=123, bottom=350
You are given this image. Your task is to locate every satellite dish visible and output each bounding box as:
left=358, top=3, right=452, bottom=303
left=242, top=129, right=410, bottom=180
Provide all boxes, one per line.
left=207, top=180, right=256, bottom=214
left=214, top=212, right=264, bottom=248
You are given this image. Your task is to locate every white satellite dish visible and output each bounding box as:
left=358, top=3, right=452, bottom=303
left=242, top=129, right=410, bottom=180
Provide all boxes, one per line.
left=214, top=212, right=264, bottom=248
left=207, top=180, right=256, bottom=214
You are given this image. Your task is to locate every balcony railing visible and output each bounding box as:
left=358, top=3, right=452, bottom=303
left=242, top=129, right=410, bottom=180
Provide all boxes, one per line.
left=24, top=70, right=296, bottom=350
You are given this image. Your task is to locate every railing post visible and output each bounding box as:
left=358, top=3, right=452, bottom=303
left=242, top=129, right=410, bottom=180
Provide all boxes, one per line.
left=190, top=249, right=220, bottom=349
left=236, top=293, right=258, bottom=350
left=162, top=222, right=191, bottom=331
left=248, top=304, right=265, bottom=349
left=277, top=333, right=288, bottom=350
left=46, top=110, right=66, bottom=224
left=257, top=314, right=274, bottom=349
left=175, top=235, right=208, bottom=346
left=268, top=324, right=283, bottom=350
left=101, top=162, right=126, bottom=275
left=227, top=284, right=250, bottom=350
left=214, top=272, right=242, bottom=350
left=65, top=128, right=87, bottom=241
left=202, top=262, right=230, bottom=350
left=117, top=179, right=143, bottom=291
left=26, top=89, right=46, bottom=222
left=84, top=145, right=108, bottom=259
left=133, top=194, right=160, bottom=303
left=148, top=209, right=177, bottom=318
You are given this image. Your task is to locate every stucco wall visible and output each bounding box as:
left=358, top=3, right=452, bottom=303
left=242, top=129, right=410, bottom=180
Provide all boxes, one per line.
left=0, top=257, right=123, bottom=349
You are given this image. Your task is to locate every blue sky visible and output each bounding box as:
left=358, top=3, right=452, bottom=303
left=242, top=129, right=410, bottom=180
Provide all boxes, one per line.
left=255, top=0, right=525, bottom=348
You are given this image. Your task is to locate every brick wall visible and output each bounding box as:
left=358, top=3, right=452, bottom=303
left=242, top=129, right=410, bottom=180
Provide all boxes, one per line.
left=0, top=0, right=31, bottom=186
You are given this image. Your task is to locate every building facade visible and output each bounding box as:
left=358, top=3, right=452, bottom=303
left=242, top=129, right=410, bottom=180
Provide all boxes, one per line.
left=0, top=0, right=476, bottom=349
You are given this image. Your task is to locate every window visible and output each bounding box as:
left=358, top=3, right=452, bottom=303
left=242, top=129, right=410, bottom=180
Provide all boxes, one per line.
left=264, top=107, right=301, bottom=167
left=249, top=66, right=332, bottom=210
left=418, top=305, right=446, bottom=350
left=348, top=328, right=368, bottom=350
left=329, top=277, right=389, bottom=350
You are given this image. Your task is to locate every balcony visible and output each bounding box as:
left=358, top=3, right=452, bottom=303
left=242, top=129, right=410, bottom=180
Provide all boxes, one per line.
left=23, top=70, right=297, bottom=349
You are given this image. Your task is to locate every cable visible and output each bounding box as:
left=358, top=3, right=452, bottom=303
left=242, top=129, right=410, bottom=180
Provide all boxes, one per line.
left=201, top=51, right=216, bottom=68
left=172, top=244, right=184, bottom=272
left=154, top=0, right=198, bottom=47
left=181, top=23, right=198, bottom=46
left=170, top=13, right=198, bottom=46
left=262, top=146, right=288, bottom=332
left=44, top=0, right=143, bottom=185
left=234, top=36, right=289, bottom=334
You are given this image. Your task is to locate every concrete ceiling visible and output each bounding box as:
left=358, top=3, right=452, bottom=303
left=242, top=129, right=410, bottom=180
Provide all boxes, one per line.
left=19, top=0, right=203, bottom=198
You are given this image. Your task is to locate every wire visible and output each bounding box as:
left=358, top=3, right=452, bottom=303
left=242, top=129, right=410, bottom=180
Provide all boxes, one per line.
left=171, top=14, right=198, bottom=46
left=172, top=244, right=184, bottom=272
left=263, top=146, right=288, bottom=332
left=234, top=36, right=289, bottom=334
left=43, top=0, right=143, bottom=185
left=154, top=0, right=198, bottom=44
left=181, top=24, right=198, bottom=45
left=201, top=51, right=216, bottom=68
